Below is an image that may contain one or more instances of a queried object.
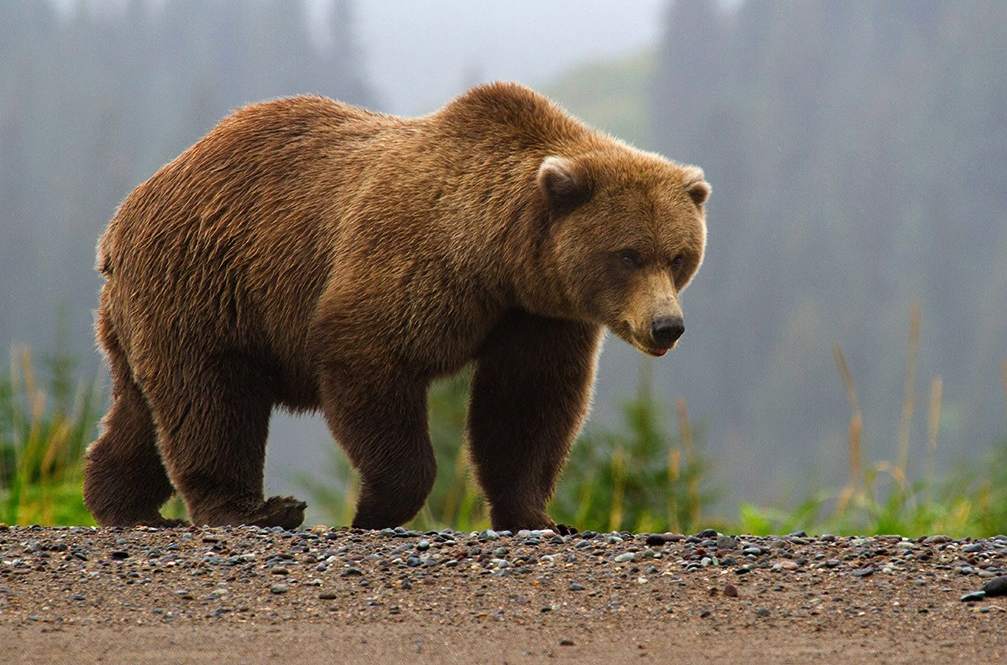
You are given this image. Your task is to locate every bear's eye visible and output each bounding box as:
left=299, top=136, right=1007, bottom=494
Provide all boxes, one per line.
left=671, top=254, right=685, bottom=271
left=619, top=250, right=641, bottom=270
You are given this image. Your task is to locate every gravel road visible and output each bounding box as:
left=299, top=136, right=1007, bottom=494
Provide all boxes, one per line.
left=2, top=524, right=1006, bottom=664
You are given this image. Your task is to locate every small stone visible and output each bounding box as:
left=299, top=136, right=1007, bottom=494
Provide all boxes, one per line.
left=645, top=534, right=666, bottom=547
left=341, top=567, right=364, bottom=577
left=568, top=583, right=586, bottom=591
left=981, top=576, right=1007, bottom=597
left=613, top=552, right=636, bottom=563
left=723, top=584, right=738, bottom=598
left=716, top=535, right=739, bottom=551
left=697, top=528, right=718, bottom=538
left=319, top=591, right=337, bottom=600
left=924, top=535, right=953, bottom=544
left=559, top=639, right=575, bottom=646
left=963, top=543, right=984, bottom=553
left=960, top=590, right=987, bottom=602
left=852, top=566, right=875, bottom=578
left=270, top=584, right=289, bottom=594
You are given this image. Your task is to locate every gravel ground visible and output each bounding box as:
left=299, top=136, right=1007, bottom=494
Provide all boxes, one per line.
left=2, top=524, right=1006, bottom=664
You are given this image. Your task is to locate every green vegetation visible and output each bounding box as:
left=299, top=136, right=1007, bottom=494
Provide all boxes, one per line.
left=739, top=307, right=1007, bottom=537
left=553, top=361, right=714, bottom=534
left=0, top=346, right=99, bottom=526
left=3, top=339, right=1006, bottom=537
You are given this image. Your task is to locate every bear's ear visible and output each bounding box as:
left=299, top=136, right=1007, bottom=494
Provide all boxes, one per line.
left=537, top=156, right=591, bottom=214
left=683, top=167, right=711, bottom=208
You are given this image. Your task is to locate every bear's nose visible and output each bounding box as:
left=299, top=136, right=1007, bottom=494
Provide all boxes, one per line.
left=651, top=316, right=685, bottom=349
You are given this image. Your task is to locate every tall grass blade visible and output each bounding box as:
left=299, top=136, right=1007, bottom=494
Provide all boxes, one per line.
left=895, top=302, right=921, bottom=485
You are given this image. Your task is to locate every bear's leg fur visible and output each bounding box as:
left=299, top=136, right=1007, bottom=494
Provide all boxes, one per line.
left=84, top=317, right=183, bottom=527
left=141, top=354, right=305, bottom=530
left=467, top=312, right=602, bottom=532
left=319, top=370, right=437, bottom=529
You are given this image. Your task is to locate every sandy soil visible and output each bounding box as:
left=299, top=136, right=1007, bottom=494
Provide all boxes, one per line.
left=1, top=524, right=1005, bottom=664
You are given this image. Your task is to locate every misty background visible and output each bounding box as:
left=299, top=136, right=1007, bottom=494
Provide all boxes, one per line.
left=2, top=0, right=1005, bottom=523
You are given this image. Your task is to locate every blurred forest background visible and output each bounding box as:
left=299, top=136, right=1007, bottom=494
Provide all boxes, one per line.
left=1, top=0, right=1005, bottom=527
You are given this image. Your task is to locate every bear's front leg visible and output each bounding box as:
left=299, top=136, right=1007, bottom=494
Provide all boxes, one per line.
left=468, top=311, right=603, bottom=532
left=318, top=365, right=437, bottom=529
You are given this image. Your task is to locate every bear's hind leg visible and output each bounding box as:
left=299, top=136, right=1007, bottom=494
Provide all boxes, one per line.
left=84, top=327, right=182, bottom=527
left=145, top=355, right=305, bottom=530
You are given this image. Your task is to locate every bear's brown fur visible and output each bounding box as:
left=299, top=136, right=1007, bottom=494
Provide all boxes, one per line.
left=84, top=82, right=709, bottom=532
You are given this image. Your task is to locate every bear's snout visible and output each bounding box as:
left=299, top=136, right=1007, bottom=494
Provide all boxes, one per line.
left=651, top=315, right=685, bottom=350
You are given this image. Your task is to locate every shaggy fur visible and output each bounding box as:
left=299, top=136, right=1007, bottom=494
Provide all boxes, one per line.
left=83, top=82, right=709, bottom=531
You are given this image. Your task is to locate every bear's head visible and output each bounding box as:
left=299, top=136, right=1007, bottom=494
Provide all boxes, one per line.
left=537, top=151, right=709, bottom=356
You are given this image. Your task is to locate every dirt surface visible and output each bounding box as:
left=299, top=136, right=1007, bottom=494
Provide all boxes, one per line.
left=1, top=524, right=1005, bottom=664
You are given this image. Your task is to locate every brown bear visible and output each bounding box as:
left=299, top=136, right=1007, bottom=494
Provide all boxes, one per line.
left=83, top=82, right=709, bottom=532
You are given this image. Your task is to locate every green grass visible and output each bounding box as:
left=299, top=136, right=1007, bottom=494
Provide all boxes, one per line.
left=0, top=346, right=99, bottom=525
left=5, top=314, right=1007, bottom=537
left=738, top=305, right=1007, bottom=538
left=552, top=360, right=715, bottom=534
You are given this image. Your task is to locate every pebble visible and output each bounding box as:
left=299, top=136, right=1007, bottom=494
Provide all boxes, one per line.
left=924, top=535, right=953, bottom=544
left=716, top=535, right=739, bottom=551
left=270, top=584, right=289, bottom=594
left=981, top=575, right=1007, bottom=596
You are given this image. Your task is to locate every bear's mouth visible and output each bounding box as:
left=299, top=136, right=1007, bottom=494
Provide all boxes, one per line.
left=637, top=341, right=671, bottom=357
left=613, top=323, right=673, bottom=357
